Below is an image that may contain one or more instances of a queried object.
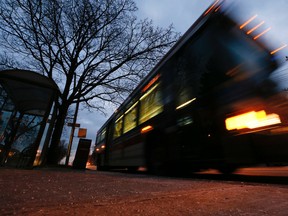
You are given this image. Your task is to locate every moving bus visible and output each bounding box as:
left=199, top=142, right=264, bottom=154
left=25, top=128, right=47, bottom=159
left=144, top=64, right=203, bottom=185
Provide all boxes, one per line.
left=94, top=1, right=288, bottom=174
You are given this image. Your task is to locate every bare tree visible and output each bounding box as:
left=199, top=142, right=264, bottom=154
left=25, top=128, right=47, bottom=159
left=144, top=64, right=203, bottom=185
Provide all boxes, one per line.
left=0, top=52, right=18, bottom=70
left=0, top=0, right=179, bottom=164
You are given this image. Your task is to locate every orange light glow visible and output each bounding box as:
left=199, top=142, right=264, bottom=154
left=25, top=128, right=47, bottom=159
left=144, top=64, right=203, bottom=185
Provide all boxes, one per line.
left=204, top=0, right=220, bottom=16
left=253, top=27, right=271, bottom=40
left=240, top=15, right=258, bottom=29
left=270, top=44, right=287, bottom=55
left=214, top=6, right=221, bottom=12
left=246, top=21, right=264, bottom=35
left=141, top=125, right=153, bottom=134
left=101, top=145, right=105, bottom=149
left=225, top=110, right=281, bottom=131
left=142, top=74, right=160, bottom=93
left=96, top=148, right=100, bottom=152
left=8, top=151, right=14, bottom=157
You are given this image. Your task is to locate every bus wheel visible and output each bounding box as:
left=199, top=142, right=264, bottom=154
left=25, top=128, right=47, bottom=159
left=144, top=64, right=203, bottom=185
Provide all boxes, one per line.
left=127, top=166, right=139, bottom=173
left=217, top=164, right=238, bottom=175
left=146, top=131, right=168, bottom=175
left=96, top=155, right=108, bottom=171
left=97, top=165, right=108, bottom=171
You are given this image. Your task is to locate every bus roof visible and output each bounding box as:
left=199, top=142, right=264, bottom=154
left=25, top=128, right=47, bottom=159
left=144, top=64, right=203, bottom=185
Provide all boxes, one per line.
left=96, top=0, right=278, bottom=134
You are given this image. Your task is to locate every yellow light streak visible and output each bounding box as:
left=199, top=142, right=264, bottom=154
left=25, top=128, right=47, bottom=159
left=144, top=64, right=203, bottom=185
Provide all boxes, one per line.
left=125, top=102, right=138, bottom=114
left=176, top=98, right=196, bottom=110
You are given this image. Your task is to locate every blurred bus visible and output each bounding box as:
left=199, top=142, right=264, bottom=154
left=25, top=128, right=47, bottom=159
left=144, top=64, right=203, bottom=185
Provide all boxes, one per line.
left=94, top=1, right=288, bottom=174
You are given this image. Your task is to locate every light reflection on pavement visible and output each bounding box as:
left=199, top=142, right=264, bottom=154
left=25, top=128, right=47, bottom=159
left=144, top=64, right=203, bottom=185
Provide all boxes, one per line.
left=196, top=166, right=288, bottom=177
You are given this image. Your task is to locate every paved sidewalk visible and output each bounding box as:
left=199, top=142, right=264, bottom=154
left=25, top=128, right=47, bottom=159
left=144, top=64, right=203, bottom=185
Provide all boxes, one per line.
left=1, top=167, right=288, bottom=216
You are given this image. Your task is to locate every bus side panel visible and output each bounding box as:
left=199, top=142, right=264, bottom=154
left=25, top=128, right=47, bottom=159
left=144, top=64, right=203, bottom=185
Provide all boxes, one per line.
left=108, top=132, right=146, bottom=168
left=251, top=133, right=288, bottom=164
left=221, top=134, right=258, bottom=165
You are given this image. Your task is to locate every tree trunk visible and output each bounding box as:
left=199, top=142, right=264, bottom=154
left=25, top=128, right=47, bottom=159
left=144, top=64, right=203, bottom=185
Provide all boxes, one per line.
left=46, top=103, right=69, bottom=165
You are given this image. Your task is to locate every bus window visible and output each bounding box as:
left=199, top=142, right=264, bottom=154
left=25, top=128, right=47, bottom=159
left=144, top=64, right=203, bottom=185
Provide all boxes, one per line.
left=96, top=128, right=106, bottom=144
left=100, top=129, right=106, bottom=142
left=113, top=115, right=123, bottom=139
left=139, top=83, right=163, bottom=124
left=123, top=102, right=138, bottom=134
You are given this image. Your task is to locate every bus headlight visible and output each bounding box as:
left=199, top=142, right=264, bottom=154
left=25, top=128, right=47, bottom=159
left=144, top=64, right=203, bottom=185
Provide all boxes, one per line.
left=225, top=110, right=281, bottom=131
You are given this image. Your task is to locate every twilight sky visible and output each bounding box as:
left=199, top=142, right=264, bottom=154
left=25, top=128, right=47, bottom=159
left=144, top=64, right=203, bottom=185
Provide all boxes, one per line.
left=68, top=0, right=288, bottom=159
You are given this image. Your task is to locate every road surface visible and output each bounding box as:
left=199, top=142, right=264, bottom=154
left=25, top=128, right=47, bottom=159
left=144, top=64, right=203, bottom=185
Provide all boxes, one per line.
left=0, top=166, right=287, bottom=215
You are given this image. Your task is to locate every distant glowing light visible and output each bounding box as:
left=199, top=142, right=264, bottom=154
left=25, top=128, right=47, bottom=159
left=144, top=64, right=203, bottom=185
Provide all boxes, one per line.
left=246, top=21, right=265, bottom=35
left=240, top=14, right=258, bottom=29
left=270, top=44, right=287, bottom=55
left=8, top=151, right=15, bottom=157
left=101, top=145, right=105, bottom=149
left=225, top=110, right=281, bottom=131
left=253, top=27, right=271, bottom=40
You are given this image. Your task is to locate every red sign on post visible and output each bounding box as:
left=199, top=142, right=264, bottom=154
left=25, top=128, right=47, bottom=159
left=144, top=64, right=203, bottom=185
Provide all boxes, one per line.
left=78, top=128, right=87, bottom=138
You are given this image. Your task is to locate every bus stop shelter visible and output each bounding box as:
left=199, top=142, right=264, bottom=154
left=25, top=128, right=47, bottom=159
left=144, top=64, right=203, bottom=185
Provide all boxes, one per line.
left=0, top=69, right=58, bottom=168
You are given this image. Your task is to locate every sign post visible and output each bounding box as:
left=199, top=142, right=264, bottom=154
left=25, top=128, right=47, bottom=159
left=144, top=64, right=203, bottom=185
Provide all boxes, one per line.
left=65, top=97, right=81, bottom=166
left=72, top=138, right=92, bottom=169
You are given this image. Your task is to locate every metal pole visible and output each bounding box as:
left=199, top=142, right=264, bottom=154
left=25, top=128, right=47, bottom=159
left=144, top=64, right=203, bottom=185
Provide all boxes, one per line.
left=65, top=98, right=80, bottom=166
left=39, top=103, right=57, bottom=166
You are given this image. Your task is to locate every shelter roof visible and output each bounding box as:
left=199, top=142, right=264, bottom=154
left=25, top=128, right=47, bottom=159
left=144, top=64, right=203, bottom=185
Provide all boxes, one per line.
left=0, top=69, right=58, bottom=116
